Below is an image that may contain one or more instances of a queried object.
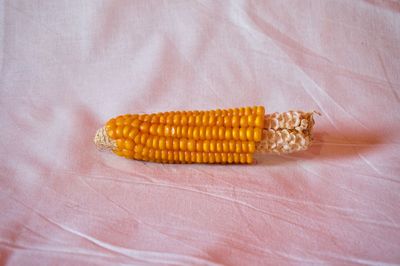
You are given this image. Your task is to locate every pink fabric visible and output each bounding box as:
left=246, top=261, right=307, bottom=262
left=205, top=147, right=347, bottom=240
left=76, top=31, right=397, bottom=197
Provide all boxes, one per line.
left=1, top=1, right=400, bottom=265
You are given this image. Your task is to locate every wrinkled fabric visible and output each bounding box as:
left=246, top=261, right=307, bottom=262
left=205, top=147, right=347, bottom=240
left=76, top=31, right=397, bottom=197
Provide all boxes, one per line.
left=1, top=1, right=400, bottom=265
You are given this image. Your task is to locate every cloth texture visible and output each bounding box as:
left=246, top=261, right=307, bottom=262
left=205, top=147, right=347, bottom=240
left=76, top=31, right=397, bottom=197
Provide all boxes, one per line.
left=1, top=1, right=400, bottom=265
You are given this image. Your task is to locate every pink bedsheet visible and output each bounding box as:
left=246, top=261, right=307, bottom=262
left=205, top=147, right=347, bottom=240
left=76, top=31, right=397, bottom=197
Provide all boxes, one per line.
left=1, top=1, right=400, bottom=265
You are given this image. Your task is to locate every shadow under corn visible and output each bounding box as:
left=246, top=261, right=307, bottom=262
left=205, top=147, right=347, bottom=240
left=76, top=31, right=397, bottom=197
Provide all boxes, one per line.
left=255, top=130, right=385, bottom=166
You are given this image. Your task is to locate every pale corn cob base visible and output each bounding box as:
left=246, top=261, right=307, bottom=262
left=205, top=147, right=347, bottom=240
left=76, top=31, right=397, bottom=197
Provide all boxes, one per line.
left=94, top=111, right=316, bottom=155
left=255, top=111, right=315, bottom=154
left=94, top=127, right=117, bottom=150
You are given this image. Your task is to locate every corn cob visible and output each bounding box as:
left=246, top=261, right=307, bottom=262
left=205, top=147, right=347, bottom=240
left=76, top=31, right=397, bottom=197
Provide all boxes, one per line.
left=94, top=106, right=315, bottom=164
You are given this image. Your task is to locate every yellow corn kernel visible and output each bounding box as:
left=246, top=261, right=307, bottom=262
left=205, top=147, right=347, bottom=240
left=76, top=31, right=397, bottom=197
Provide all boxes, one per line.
left=148, top=149, right=155, bottom=160
left=173, top=151, right=179, bottom=161
left=202, top=152, right=209, bottom=163
left=229, top=140, right=236, bottom=152
left=166, top=114, right=174, bottom=125
left=184, top=151, right=191, bottom=162
left=146, top=136, right=153, bottom=148
left=149, top=124, right=158, bottom=135
left=233, top=153, right=240, bottom=163
left=247, top=115, right=255, bottom=127
left=122, top=126, right=131, bottom=138
left=227, top=153, right=234, bottom=164
left=216, top=141, right=223, bottom=152
left=239, top=128, right=247, bottom=140
left=140, top=122, right=150, bottom=132
left=255, top=115, right=264, bottom=128
left=209, top=140, right=217, bottom=152
left=240, top=116, right=248, bottom=127
left=216, top=116, right=224, bottom=126
left=173, top=138, right=180, bottom=150
left=124, top=139, right=134, bottom=150
left=134, top=152, right=142, bottom=160
left=142, top=147, right=149, bottom=158
left=187, top=126, right=194, bottom=139
left=165, top=137, right=173, bottom=150
left=155, top=150, right=161, bottom=160
left=123, top=149, right=134, bottom=158
left=218, top=127, right=225, bottom=140
left=190, top=152, right=196, bottom=162
left=150, top=115, right=159, bottom=124
left=188, top=115, right=195, bottom=126
left=235, top=141, right=242, bottom=153
left=212, top=126, right=218, bottom=139
left=256, top=106, right=265, bottom=115
left=175, top=126, right=182, bottom=138
left=231, top=115, right=240, bottom=127
left=196, top=152, right=202, bottom=163
left=113, top=149, right=124, bottom=157
left=245, top=107, right=252, bottom=115
left=106, top=118, right=116, bottom=128
left=205, top=127, right=212, bottom=140
left=159, top=114, right=166, bottom=124
left=240, top=153, right=247, bottom=164
left=246, top=154, right=253, bottom=164
left=221, top=153, right=227, bottom=163
left=179, top=139, right=187, bottom=150
left=224, top=116, right=232, bottom=127
left=116, top=139, right=124, bottom=149
left=116, top=116, right=124, bottom=126
left=152, top=136, right=159, bottom=149
left=241, top=141, right=249, bottom=153
left=199, top=127, right=206, bottom=139
left=215, top=153, right=221, bottom=163
left=161, top=150, right=168, bottom=161
left=131, top=119, right=140, bottom=128
left=246, top=128, right=254, bottom=141
left=181, top=115, right=188, bottom=126
left=181, top=126, right=188, bottom=138
left=196, top=141, right=203, bottom=152
left=187, top=139, right=196, bottom=152
left=140, top=114, right=150, bottom=122
left=168, top=151, right=174, bottom=161
left=134, top=134, right=141, bottom=144
left=225, top=128, right=232, bottom=140
left=129, top=128, right=139, bottom=139
left=134, top=144, right=143, bottom=154
left=254, top=128, right=262, bottom=142
left=159, top=137, right=166, bottom=150
left=222, top=141, right=229, bottom=152
left=164, top=125, right=172, bottom=137
left=232, top=128, right=240, bottom=140
left=202, top=114, right=209, bottom=125
left=107, top=128, right=115, bottom=139
left=195, top=115, right=202, bottom=126
left=203, top=140, right=210, bottom=152
left=208, top=115, right=216, bottom=126
left=248, top=141, right=256, bottom=153
left=210, top=153, right=217, bottom=163
left=140, top=134, right=148, bottom=145
left=173, top=114, right=181, bottom=125
left=115, top=126, right=123, bottom=138
left=193, top=127, right=200, bottom=140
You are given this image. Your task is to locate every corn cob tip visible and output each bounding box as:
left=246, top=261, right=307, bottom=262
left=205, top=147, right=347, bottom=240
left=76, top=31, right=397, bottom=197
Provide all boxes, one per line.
left=255, top=110, right=316, bottom=154
left=94, top=127, right=116, bottom=151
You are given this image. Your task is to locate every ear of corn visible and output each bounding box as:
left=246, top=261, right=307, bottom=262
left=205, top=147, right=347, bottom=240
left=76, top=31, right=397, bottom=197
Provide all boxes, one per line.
left=94, top=107, right=316, bottom=164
